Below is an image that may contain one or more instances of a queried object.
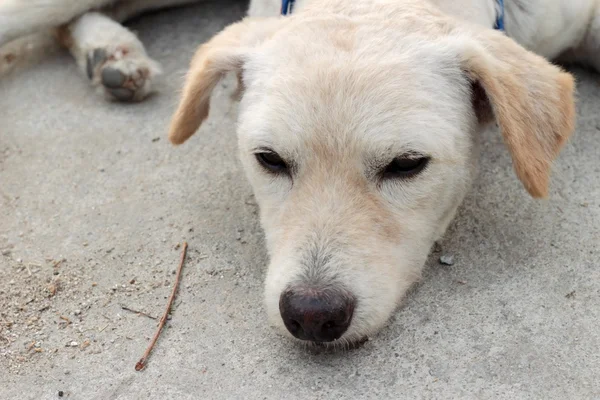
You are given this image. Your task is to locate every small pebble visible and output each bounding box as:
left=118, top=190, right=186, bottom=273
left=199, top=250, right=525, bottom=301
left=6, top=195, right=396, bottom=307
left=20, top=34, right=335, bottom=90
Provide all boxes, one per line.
left=73, top=310, right=81, bottom=316
left=58, top=390, right=64, bottom=397
left=439, top=255, right=455, bottom=266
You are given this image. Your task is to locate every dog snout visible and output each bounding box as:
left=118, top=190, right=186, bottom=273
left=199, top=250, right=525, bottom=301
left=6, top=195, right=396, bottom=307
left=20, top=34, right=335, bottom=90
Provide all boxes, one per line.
left=279, top=288, right=355, bottom=342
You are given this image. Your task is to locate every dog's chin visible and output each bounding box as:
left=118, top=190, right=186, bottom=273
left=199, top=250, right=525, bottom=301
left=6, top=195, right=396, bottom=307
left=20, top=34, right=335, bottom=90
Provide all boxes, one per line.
left=288, top=335, right=370, bottom=352
left=273, top=323, right=370, bottom=350
left=304, top=336, right=370, bottom=351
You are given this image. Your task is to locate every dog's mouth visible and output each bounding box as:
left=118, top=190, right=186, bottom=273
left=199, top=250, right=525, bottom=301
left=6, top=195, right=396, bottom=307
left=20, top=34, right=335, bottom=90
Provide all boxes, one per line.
left=292, top=334, right=370, bottom=352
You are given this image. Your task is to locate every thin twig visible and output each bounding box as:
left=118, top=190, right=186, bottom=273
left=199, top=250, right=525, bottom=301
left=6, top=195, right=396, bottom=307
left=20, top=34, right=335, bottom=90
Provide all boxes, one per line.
left=135, top=242, right=187, bottom=371
left=120, top=305, right=157, bottom=320
left=52, top=259, right=64, bottom=268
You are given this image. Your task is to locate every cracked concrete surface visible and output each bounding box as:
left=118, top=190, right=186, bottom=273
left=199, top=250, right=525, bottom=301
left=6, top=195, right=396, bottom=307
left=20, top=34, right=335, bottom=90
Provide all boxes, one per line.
left=0, top=1, right=599, bottom=399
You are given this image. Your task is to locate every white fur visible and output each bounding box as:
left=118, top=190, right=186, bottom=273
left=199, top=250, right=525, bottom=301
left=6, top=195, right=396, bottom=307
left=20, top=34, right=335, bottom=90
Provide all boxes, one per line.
left=67, top=12, right=163, bottom=101
left=0, top=0, right=113, bottom=45
left=234, top=17, right=480, bottom=341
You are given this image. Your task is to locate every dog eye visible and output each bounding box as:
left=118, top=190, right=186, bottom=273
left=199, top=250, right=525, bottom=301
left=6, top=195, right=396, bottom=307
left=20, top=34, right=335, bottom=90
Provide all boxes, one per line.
left=256, top=151, right=288, bottom=173
left=382, top=156, right=429, bottom=179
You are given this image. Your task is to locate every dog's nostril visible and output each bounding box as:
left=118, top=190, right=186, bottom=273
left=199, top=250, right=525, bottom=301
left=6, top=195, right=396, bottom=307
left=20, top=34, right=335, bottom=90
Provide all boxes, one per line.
left=288, top=320, right=301, bottom=334
left=279, top=289, right=355, bottom=342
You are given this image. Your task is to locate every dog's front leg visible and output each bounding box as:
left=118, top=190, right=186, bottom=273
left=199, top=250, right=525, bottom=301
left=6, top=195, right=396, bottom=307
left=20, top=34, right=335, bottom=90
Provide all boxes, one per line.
left=58, top=11, right=162, bottom=102
left=0, top=0, right=114, bottom=47
left=56, top=1, right=206, bottom=102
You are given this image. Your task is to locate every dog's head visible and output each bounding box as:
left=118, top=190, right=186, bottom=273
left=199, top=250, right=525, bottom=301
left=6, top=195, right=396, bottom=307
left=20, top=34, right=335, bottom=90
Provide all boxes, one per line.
left=168, top=11, right=575, bottom=344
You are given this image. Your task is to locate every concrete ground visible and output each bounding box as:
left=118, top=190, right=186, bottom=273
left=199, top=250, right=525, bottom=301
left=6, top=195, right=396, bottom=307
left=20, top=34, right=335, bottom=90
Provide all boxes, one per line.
left=1, top=1, right=599, bottom=399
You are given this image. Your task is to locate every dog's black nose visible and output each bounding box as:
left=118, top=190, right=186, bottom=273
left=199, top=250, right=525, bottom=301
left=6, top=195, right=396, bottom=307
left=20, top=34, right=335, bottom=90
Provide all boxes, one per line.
left=279, top=289, right=355, bottom=342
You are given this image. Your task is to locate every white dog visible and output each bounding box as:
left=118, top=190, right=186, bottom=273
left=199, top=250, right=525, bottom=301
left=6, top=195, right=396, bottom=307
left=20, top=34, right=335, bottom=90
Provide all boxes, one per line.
left=0, top=0, right=585, bottom=344
left=168, top=0, right=583, bottom=344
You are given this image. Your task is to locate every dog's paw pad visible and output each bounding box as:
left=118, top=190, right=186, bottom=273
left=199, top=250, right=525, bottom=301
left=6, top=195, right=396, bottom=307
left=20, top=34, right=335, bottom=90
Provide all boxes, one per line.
left=101, top=68, right=134, bottom=101
left=84, top=47, right=161, bottom=102
left=101, top=67, right=126, bottom=88
left=107, top=87, right=134, bottom=101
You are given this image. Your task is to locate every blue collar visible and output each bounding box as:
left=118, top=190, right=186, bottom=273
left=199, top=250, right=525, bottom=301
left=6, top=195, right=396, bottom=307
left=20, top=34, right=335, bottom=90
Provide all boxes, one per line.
left=281, top=0, right=505, bottom=31
left=281, top=0, right=295, bottom=15
left=494, top=0, right=505, bottom=31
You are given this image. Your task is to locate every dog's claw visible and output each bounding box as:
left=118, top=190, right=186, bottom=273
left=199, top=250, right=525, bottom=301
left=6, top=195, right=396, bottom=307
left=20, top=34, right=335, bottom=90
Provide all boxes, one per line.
left=101, top=67, right=127, bottom=89
left=92, top=48, right=107, bottom=66
left=86, top=48, right=107, bottom=80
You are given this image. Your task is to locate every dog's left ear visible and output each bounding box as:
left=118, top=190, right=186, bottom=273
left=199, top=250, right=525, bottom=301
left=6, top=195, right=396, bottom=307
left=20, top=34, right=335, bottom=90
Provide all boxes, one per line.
left=168, top=17, right=283, bottom=145
left=459, top=30, right=576, bottom=198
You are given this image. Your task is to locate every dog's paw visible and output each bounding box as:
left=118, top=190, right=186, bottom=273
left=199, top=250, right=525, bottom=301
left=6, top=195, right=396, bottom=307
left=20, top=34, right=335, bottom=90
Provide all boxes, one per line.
left=85, top=46, right=161, bottom=102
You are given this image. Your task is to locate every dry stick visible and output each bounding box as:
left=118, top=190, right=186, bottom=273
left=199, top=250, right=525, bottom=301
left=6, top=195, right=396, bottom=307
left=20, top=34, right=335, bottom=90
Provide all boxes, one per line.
left=120, top=305, right=157, bottom=320
left=135, top=242, right=188, bottom=371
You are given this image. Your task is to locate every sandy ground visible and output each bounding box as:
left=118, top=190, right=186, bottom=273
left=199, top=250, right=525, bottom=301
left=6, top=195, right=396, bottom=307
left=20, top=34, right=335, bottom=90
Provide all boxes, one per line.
left=1, top=1, right=599, bottom=399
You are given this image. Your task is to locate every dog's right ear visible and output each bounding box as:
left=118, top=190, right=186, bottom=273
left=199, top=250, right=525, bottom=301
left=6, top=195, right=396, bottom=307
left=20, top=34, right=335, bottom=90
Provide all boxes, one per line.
left=168, top=17, right=283, bottom=145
